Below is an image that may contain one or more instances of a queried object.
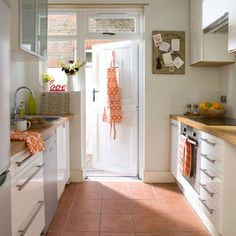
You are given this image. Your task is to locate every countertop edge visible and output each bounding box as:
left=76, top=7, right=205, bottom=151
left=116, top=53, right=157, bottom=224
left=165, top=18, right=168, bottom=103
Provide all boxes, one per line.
left=170, top=114, right=236, bottom=146
left=10, top=115, right=74, bottom=157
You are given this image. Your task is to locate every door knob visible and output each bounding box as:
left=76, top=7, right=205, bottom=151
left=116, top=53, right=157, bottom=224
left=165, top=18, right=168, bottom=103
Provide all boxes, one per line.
left=92, top=88, right=99, bottom=102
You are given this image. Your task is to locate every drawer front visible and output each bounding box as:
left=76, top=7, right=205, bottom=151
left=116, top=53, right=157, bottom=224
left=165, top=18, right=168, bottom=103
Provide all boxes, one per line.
left=199, top=197, right=222, bottom=233
left=10, top=151, right=42, bottom=178
left=200, top=167, right=223, bottom=192
left=11, top=154, right=44, bottom=235
left=200, top=183, right=223, bottom=211
left=201, top=157, right=223, bottom=177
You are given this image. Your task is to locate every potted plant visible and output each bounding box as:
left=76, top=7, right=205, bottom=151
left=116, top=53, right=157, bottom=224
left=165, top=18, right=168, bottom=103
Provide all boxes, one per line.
left=60, top=58, right=86, bottom=91
left=41, top=73, right=53, bottom=92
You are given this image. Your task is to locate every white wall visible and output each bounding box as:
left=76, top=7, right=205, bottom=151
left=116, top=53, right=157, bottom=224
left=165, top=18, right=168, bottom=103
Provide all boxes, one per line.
left=47, top=0, right=221, bottom=181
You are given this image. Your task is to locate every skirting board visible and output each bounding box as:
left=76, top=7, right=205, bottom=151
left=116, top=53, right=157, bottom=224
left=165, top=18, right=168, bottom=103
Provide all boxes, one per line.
left=70, top=170, right=83, bottom=182
left=143, top=171, right=175, bottom=183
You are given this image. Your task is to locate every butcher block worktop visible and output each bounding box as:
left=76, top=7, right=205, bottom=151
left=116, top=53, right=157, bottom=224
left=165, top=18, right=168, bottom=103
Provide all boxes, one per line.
left=170, top=114, right=236, bottom=146
left=10, top=115, right=74, bottom=157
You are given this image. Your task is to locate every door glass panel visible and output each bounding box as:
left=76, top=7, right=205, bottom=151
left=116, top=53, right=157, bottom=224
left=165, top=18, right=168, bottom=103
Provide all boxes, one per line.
left=88, top=17, right=136, bottom=33
left=21, top=0, right=36, bottom=52
left=48, top=13, right=77, bottom=35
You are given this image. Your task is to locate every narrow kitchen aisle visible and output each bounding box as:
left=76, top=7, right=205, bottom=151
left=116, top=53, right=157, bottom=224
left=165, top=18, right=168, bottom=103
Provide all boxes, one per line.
left=47, top=181, right=210, bottom=236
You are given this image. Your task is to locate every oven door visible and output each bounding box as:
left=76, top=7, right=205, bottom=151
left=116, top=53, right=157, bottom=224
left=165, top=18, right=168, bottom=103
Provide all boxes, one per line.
left=183, top=137, right=201, bottom=194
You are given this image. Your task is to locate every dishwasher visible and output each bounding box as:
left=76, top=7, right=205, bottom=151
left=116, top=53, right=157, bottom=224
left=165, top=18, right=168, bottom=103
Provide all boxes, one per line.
left=43, top=132, right=58, bottom=234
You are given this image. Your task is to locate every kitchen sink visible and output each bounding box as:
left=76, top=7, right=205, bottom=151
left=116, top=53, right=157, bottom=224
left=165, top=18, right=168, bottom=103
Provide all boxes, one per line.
left=24, top=115, right=61, bottom=123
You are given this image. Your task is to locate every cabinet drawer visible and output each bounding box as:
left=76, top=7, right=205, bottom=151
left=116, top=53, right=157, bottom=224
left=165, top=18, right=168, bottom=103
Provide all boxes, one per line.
left=11, top=154, right=44, bottom=236
left=200, top=183, right=223, bottom=211
left=201, top=156, right=223, bottom=176
left=200, top=133, right=224, bottom=162
left=200, top=167, right=223, bottom=192
left=10, top=151, right=42, bottom=178
left=199, top=197, right=222, bottom=233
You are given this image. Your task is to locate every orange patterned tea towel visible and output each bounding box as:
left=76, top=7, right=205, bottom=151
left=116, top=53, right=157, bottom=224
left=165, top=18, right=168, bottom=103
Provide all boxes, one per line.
left=102, top=51, right=122, bottom=139
left=11, top=130, right=45, bottom=155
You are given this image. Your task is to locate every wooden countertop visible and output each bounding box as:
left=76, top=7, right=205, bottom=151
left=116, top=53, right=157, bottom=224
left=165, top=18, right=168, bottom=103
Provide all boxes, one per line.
left=10, top=115, right=74, bottom=157
left=170, top=114, right=236, bottom=146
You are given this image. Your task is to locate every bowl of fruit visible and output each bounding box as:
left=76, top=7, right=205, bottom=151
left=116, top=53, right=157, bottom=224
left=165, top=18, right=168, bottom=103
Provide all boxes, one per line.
left=199, top=102, right=225, bottom=117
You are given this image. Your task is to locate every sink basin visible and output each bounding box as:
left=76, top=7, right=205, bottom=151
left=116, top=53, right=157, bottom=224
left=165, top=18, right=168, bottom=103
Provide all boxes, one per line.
left=24, top=115, right=61, bottom=123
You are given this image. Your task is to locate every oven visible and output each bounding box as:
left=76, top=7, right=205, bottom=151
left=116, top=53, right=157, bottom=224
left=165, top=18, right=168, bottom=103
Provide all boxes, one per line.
left=181, top=124, right=201, bottom=194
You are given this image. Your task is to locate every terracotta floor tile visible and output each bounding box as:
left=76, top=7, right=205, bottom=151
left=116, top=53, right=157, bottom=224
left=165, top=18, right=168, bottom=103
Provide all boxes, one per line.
left=100, top=214, right=135, bottom=232
left=128, top=183, right=156, bottom=200
left=46, top=232, right=62, bottom=236
left=153, top=184, right=183, bottom=200
left=71, top=199, right=102, bottom=214
left=63, top=232, right=99, bottom=236
left=78, top=181, right=104, bottom=191
left=64, top=213, right=100, bottom=232
left=133, top=214, right=167, bottom=232
left=100, top=233, right=135, bottom=236
left=135, top=233, right=172, bottom=236
left=130, top=199, right=163, bottom=214
left=160, top=198, right=193, bottom=214
left=165, top=214, right=206, bottom=232
left=172, top=232, right=210, bottom=236
left=102, top=188, right=130, bottom=200
left=47, top=209, right=69, bottom=232
left=102, top=200, right=132, bottom=213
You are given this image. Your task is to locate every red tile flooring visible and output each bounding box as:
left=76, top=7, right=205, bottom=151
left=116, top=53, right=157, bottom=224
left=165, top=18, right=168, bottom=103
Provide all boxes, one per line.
left=47, top=181, right=210, bottom=236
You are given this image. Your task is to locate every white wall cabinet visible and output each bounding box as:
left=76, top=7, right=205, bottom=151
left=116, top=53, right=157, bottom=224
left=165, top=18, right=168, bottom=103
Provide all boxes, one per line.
left=170, top=120, right=180, bottom=179
left=228, top=0, right=236, bottom=52
left=10, top=151, right=45, bottom=236
left=190, top=0, right=234, bottom=66
left=57, top=121, right=70, bottom=200
left=11, top=0, right=47, bottom=60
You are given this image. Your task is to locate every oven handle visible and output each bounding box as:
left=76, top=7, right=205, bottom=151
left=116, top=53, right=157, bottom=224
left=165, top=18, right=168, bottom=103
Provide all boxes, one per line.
left=186, top=138, right=198, bottom=146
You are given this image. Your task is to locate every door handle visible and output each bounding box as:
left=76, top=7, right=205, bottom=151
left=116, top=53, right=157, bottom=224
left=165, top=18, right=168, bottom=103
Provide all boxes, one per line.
left=92, top=88, right=99, bottom=102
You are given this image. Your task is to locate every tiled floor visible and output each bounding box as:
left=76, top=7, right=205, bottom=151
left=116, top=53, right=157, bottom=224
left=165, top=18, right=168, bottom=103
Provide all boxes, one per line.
left=47, top=181, right=210, bottom=236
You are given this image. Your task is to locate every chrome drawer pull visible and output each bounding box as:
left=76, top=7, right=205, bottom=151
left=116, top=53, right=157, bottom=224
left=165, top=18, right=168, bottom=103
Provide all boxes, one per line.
left=15, top=154, right=32, bottom=167
left=199, top=198, right=214, bottom=214
left=200, top=183, right=215, bottom=197
left=200, top=168, right=216, bottom=180
left=17, top=164, right=44, bottom=191
left=18, top=201, right=44, bottom=236
left=200, top=138, right=216, bottom=147
left=200, top=154, right=216, bottom=164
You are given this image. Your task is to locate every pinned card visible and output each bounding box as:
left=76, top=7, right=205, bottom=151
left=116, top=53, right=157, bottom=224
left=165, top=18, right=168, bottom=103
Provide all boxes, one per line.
left=162, top=52, right=173, bottom=67
left=153, top=34, right=162, bottom=47
left=159, top=42, right=170, bottom=52
left=173, top=56, right=184, bottom=69
left=171, top=39, right=180, bottom=51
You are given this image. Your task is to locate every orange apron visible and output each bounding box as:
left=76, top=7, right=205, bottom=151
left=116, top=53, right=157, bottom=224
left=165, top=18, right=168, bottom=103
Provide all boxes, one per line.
left=102, top=51, right=122, bottom=139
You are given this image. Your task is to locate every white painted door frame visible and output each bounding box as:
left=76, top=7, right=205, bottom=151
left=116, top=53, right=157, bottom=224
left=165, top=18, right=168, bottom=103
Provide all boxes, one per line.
left=78, top=8, right=145, bottom=179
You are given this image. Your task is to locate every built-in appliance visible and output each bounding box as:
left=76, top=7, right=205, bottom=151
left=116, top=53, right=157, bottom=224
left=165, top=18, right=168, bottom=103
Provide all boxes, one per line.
left=43, top=132, right=58, bottom=234
left=0, top=0, right=11, bottom=235
left=181, top=123, right=201, bottom=194
left=187, top=116, right=236, bottom=126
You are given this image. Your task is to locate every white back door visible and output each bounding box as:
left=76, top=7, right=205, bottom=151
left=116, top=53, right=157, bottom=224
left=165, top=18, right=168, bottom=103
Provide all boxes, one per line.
left=90, top=40, right=139, bottom=176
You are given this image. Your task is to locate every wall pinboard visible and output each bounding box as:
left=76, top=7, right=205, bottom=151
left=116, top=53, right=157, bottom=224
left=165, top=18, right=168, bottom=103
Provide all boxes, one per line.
left=152, top=31, right=185, bottom=74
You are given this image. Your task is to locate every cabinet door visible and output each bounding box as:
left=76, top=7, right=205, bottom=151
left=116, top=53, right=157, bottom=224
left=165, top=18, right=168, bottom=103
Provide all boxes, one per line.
left=228, top=0, right=236, bottom=52
left=20, top=0, right=36, bottom=53
left=170, top=120, right=179, bottom=179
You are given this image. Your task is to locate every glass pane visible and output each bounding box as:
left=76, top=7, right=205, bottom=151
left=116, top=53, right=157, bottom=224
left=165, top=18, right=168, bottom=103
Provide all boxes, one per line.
left=48, top=13, right=77, bottom=35
left=48, top=40, right=76, bottom=68
left=89, top=17, right=136, bottom=33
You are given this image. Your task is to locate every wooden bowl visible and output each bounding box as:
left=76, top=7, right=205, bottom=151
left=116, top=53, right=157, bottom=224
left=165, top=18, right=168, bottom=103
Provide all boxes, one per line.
left=199, top=108, right=225, bottom=118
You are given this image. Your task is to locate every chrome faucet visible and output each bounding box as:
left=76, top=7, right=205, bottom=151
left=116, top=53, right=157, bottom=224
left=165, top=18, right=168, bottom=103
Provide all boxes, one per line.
left=11, top=86, right=34, bottom=118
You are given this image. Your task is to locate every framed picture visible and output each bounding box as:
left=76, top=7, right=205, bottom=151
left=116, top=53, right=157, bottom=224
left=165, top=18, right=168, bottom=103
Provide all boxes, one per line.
left=152, top=31, right=185, bottom=74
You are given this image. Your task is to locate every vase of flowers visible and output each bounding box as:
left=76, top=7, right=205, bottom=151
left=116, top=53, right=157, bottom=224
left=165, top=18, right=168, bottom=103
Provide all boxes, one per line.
left=41, top=73, right=53, bottom=92
left=61, top=58, right=86, bottom=91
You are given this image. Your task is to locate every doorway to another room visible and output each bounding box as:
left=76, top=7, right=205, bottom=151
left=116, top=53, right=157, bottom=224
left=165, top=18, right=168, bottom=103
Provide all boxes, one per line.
left=84, top=10, right=143, bottom=178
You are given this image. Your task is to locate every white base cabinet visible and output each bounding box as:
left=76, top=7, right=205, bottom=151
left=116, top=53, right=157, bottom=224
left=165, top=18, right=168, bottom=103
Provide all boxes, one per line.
left=57, top=121, right=70, bottom=200
left=11, top=151, right=45, bottom=236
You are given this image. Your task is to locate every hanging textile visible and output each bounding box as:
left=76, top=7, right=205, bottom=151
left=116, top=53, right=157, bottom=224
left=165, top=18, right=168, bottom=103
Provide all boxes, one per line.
left=102, top=51, right=122, bottom=139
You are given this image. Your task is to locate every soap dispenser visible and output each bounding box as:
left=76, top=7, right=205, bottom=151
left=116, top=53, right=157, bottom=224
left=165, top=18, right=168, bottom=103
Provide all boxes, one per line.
left=28, top=92, right=36, bottom=115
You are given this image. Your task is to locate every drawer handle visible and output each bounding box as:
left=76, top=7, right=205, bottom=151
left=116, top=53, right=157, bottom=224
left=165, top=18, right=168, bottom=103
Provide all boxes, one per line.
left=18, top=200, right=44, bottom=236
left=200, top=138, right=216, bottom=147
left=15, top=154, right=32, bottom=167
left=200, top=154, right=216, bottom=164
left=200, top=168, right=216, bottom=180
left=17, top=164, right=44, bottom=191
left=199, top=198, right=214, bottom=214
left=200, top=183, right=215, bottom=197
